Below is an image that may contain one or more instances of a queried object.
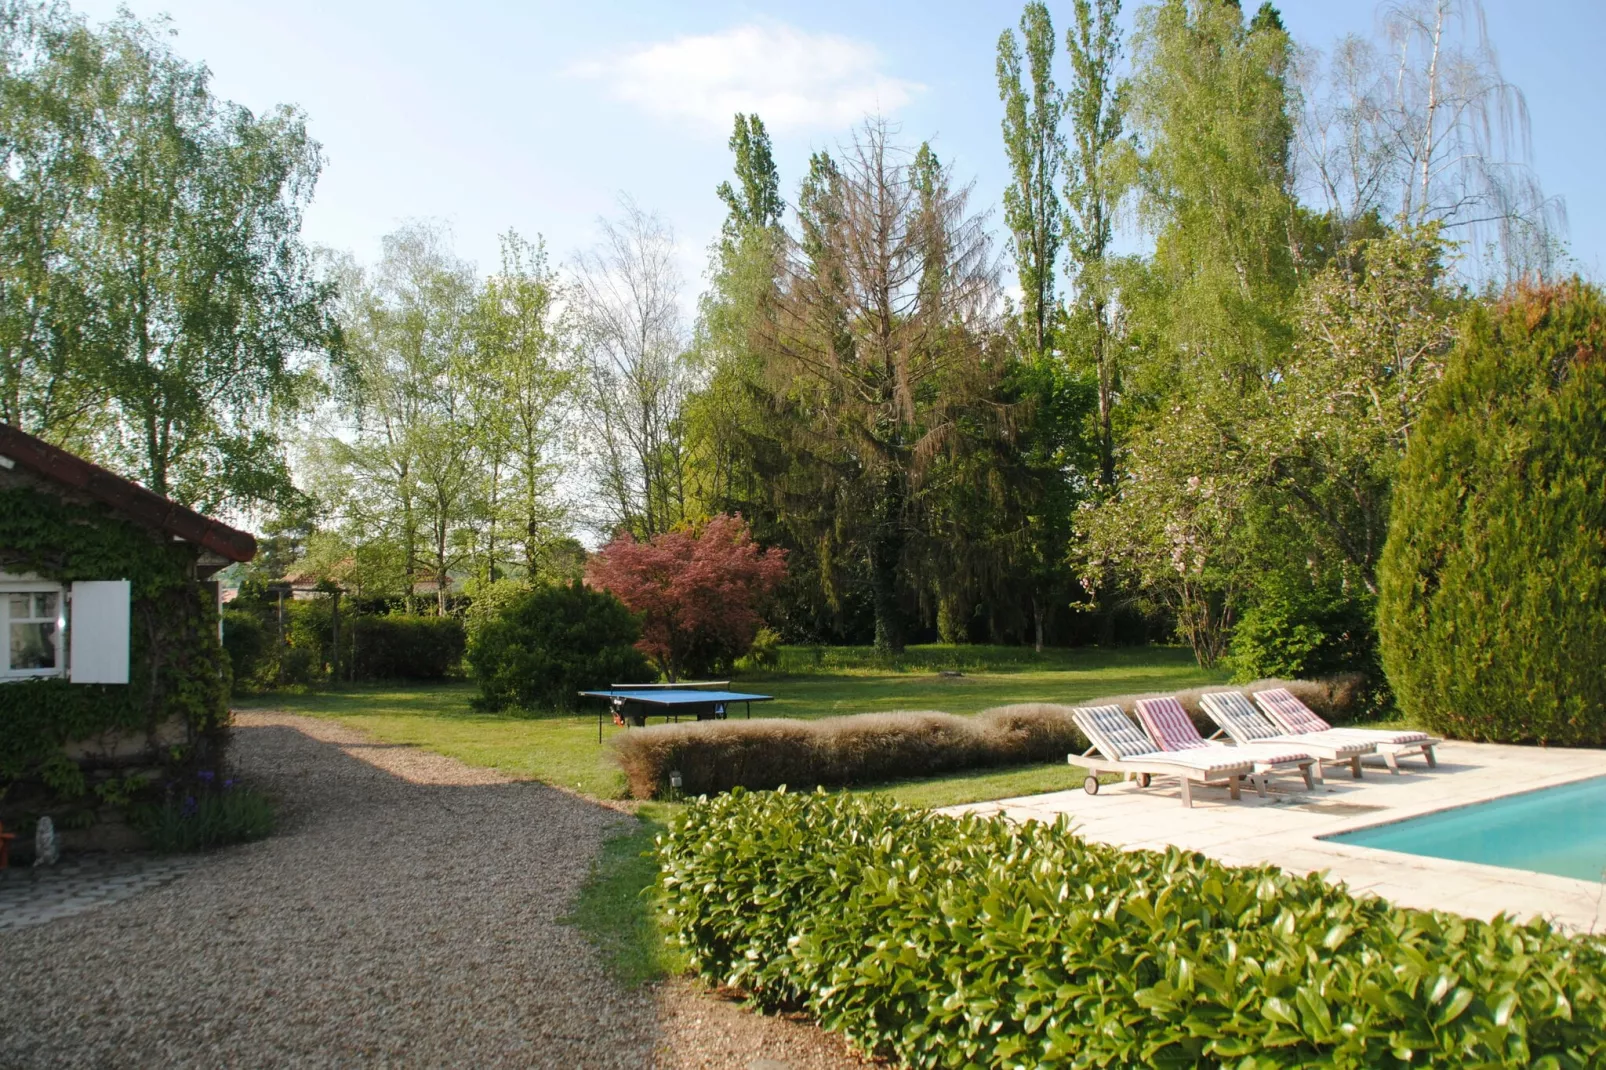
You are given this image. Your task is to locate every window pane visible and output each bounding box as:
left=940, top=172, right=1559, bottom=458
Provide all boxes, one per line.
left=7, top=594, right=28, bottom=618
left=11, top=621, right=56, bottom=669
left=35, top=593, right=57, bottom=619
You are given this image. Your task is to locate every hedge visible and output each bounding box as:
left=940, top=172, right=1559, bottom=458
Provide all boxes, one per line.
left=658, top=789, right=1606, bottom=1068
left=612, top=676, right=1363, bottom=799
left=222, top=607, right=465, bottom=686
left=1378, top=280, right=1606, bottom=744
left=349, top=614, right=465, bottom=680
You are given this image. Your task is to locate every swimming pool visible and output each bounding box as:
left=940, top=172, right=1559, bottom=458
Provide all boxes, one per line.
left=1325, top=775, right=1606, bottom=881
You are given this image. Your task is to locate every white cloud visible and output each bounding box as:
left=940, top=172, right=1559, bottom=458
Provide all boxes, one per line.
left=569, top=23, right=923, bottom=133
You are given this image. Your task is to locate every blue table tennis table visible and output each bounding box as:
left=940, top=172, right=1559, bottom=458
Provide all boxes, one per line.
left=580, top=684, right=774, bottom=742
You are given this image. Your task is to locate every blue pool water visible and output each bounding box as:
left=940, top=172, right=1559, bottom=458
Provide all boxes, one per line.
left=1326, top=775, right=1606, bottom=881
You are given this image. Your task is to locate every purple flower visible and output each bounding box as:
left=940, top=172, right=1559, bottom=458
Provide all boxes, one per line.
left=196, top=770, right=215, bottom=783
left=180, top=795, right=198, bottom=817
left=222, top=778, right=235, bottom=790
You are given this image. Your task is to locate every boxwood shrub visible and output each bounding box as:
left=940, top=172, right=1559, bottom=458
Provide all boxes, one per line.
left=658, top=789, right=1606, bottom=1068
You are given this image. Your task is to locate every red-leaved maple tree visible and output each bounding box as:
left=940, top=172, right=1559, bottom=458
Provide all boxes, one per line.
left=585, top=515, right=787, bottom=681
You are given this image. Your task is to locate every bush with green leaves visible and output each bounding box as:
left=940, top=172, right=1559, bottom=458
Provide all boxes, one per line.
left=1378, top=281, right=1606, bottom=744
left=221, top=608, right=269, bottom=686
left=468, top=580, right=653, bottom=711
left=658, top=789, right=1606, bottom=1068
left=133, top=771, right=275, bottom=852
left=1229, top=575, right=1386, bottom=718
left=349, top=614, right=465, bottom=680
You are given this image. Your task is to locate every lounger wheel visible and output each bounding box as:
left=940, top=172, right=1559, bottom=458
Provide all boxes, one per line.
left=1083, top=775, right=1100, bottom=796
left=1136, top=773, right=1151, bottom=788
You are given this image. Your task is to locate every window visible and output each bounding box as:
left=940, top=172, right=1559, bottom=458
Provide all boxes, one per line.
left=2, top=585, right=64, bottom=679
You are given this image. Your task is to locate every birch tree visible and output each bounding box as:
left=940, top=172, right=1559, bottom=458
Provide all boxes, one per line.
left=1296, top=0, right=1566, bottom=281
left=573, top=200, right=692, bottom=539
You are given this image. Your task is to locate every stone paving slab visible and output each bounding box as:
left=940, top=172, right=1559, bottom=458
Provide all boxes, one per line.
left=0, top=854, right=199, bottom=933
left=941, top=740, right=1606, bottom=932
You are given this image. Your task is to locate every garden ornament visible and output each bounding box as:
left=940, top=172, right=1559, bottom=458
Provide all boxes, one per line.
left=34, top=815, right=60, bottom=866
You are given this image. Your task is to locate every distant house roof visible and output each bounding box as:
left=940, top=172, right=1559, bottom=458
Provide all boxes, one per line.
left=0, top=422, right=257, bottom=563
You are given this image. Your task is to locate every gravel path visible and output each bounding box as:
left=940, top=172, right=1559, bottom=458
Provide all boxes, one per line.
left=0, top=713, right=869, bottom=1069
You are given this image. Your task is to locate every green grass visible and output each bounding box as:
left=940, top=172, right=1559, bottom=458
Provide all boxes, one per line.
left=560, top=802, right=683, bottom=988
left=233, top=682, right=634, bottom=796
left=233, top=645, right=1225, bottom=804
left=234, top=645, right=1226, bottom=987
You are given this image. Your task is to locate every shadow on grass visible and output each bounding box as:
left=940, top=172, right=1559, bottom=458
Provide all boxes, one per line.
left=562, top=803, right=685, bottom=988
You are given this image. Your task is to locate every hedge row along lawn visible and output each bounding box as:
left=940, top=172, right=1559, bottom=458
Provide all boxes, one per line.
left=658, top=789, right=1606, bottom=1069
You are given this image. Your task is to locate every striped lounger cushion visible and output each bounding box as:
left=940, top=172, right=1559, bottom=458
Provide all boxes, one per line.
left=1136, top=697, right=1310, bottom=766
left=1256, top=688, right=1431, bottom=744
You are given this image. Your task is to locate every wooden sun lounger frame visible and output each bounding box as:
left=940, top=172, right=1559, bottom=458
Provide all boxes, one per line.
left=1199, top=691, right=1374, bottom=780
left=1070, top=747, right=1264, bottom=808
left=1252, top=689, right=1442, bottom=774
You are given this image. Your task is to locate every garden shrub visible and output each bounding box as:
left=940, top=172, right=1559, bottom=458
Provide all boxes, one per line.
left=659, top=789, right=1606, bottom=1068
left=1378, top=280, right=1606, bottom=744
left=133, top=770, right=275, bottom=852
left=468, top=580, right=653, bottom=711
left=349, top=614, right=465, bottom=680
left=221, top=609, right=269, bottom=687
left=735, top=626, right=781, bottom=672
left=613, top=677, right=1365, bottom=799
left=1229, top=576, right=1387, bottom=716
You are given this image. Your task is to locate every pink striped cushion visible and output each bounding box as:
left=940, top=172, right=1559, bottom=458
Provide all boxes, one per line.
left=1255, top=688, right=1329, bottom=734
left=1134, top=697, right=1209, bottom=752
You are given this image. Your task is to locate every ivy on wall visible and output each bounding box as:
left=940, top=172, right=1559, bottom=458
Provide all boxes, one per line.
left=0, top=487, right=230, bottom=801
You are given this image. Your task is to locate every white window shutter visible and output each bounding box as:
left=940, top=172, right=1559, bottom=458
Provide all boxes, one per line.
left=70, top=580, right=130, bottom=684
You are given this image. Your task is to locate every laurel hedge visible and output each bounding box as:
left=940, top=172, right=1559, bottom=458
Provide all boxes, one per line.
left=658, top=789, right=1606, bottom=1068
left=1378, top=280, right=1606, bottom=744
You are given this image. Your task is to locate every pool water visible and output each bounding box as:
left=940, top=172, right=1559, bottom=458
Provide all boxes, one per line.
left=1326, top=775, right=1606, bottom=881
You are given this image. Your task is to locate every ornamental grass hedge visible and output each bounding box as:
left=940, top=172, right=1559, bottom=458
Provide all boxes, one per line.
left=611, top=676, right=1360, bottom=799
left=658, top=789, right=1606, bottom=1068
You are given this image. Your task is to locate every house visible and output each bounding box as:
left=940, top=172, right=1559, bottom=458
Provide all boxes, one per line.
left=0, top=422, right=256, bottom=820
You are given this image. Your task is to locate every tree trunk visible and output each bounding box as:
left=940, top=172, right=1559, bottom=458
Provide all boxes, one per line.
left=329, top=590, right=341, bottom=683
left=869, top=472, right=906, bottom=653
left=1094, top=293, right=1116, bottom=490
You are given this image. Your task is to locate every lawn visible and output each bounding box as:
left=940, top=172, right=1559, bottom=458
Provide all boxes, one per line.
left=232, top=644, right=1226, bottom=805
left=233, top=644, right=1229, bottom=988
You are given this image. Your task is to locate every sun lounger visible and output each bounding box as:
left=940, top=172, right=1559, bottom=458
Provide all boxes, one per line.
left=1253, top=688, right=1440, bottom=773
left=1070, top=704, right=1257, bottom=808
left=1199, top=690, right=1375, bottom=779
left=1134, top=696, right=1322, bottom=791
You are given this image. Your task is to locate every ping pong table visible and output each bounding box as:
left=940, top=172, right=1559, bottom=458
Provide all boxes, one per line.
left=580, top=685, right=774, bottom=742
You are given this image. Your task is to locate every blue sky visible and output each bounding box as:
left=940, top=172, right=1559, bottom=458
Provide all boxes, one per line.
left=72, top=0, right=1606, bottom=291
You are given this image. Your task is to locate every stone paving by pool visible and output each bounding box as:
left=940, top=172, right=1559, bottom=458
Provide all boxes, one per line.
left=0, top=854, right=199, bottom=933
left=942, top=741, right=1606, bottom=932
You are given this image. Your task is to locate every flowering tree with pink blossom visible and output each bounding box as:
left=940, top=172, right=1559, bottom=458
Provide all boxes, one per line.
left=586, top=514, right=787, bottom=681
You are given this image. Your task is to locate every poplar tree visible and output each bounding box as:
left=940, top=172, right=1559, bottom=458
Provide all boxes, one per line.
left=1063, top=0, right=1125, bottom=489
left=996, top=2, right=1063, bottom=363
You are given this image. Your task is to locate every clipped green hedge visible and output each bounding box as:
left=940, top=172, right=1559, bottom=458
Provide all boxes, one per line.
left=1378, top=280, right=1606, bottom=744
left=350, top=614, right=464, bottom=680
left=658, top=790, right=1606, bottom=1068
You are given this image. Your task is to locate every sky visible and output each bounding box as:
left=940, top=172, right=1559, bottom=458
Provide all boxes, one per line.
left=70, top=0, right=1606, bottom=297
